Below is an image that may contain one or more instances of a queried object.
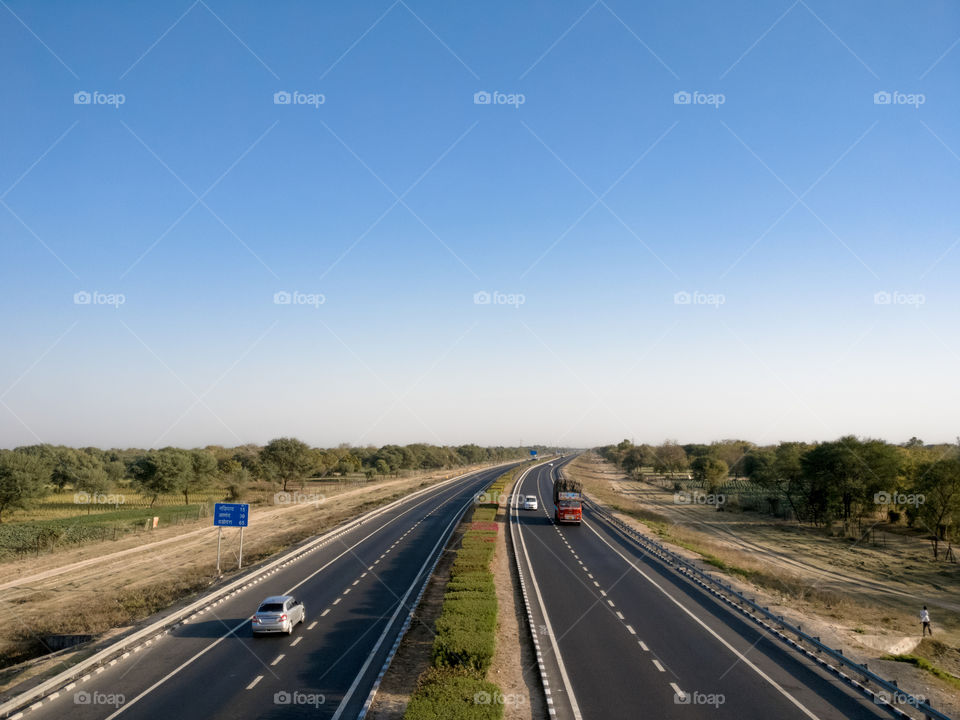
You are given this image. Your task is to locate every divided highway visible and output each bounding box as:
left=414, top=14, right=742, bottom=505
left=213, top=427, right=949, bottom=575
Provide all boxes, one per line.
left=511, top=458, right=897, bottom=720
left=14, top=463, right=517, bottom=720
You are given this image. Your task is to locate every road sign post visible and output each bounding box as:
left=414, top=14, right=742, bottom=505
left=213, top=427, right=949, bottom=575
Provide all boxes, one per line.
left=214, top=503, right=249, bottom=574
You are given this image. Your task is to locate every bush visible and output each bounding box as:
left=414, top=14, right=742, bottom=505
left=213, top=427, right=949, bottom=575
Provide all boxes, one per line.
left=405, top=669, right=503, bottom=720
left=407, top=472, right=507, bottom=718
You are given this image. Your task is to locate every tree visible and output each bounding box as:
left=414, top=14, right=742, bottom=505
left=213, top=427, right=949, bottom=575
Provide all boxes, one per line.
left=801, top=436, right=899, bottom=529
left=261, top=438, right=315, bottom=491
left=691, top=457, right=729, bottom=493
left=51, top=448, right=108, bottom=497
left=182, top=450, right=217, bottom=505
left=0, top=450, right=49, bottom=522
left=915, top=459, right=960, bottom=560
left=653, top=441, right=688, bottom=475
left=129, top=449, right=192, bottom=506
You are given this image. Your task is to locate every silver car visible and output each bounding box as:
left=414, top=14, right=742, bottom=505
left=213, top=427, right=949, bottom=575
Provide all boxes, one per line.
left=523, top=495, right=538, bottom=511
left=252, top=595, right=306, bottom=636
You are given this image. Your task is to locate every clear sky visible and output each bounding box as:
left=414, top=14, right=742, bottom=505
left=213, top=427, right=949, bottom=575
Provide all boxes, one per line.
left=1, top=1, right=958, bottom=450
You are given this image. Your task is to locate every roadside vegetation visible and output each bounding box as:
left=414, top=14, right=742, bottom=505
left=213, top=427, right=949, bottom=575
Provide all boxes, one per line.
left=0, top=441, right=543, bottom=558
left=599, top=436, right=960, bottom=559
left=405, top=465, right=525, bottom=720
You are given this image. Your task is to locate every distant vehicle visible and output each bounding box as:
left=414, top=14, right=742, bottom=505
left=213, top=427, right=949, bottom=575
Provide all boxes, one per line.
left=553, top=475, right=583, bottom=525
left=523, top=495, right=539, bottom=510
left=252, top=595, right=306, bottom=636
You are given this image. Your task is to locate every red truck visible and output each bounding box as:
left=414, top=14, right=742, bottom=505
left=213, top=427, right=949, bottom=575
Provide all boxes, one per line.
left=553, top=475, right=583, bottom=525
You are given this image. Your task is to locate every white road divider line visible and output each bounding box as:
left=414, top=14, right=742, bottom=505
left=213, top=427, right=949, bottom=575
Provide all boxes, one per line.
left=271, top=654, right=285, bottom=666
left=583, top=518, right=820, bottom=720
left=290, top=637, right=302, bottom=647
left=653, top=660, right=665, bottom=672
left=308, top=621, right=319, bottom=629
left=246, top=675, right=263, bottom=690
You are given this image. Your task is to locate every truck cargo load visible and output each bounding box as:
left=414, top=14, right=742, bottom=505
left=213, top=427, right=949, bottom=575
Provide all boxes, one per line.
left=552, top=471, right=583, bottom=525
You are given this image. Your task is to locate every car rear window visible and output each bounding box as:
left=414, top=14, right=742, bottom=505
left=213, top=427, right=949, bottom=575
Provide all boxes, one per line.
left=527, top=496, right=536, bottom=501
left=258, top=603, right=284, bottom=612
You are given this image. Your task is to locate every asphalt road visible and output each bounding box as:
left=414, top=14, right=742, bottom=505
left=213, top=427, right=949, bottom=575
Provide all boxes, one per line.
left=18, top=464, right=515, bottom=720
left=511, top=458, right=896, bottom=720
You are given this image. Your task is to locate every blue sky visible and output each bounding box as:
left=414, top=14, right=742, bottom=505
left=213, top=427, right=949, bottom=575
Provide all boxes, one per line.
left=1, top=0, right=958, bottom=449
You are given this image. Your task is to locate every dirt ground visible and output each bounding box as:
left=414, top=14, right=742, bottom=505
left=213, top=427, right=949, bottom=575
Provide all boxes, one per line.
left=0, top=465, right=496, bottom=692
left=567, top=453, right=960, bottom=717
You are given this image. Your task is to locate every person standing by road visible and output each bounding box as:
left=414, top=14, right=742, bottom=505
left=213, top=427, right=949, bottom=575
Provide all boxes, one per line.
left=920, top=606, right=933, bottom=637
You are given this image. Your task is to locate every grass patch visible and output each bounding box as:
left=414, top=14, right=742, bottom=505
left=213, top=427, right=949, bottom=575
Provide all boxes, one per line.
left=884, top=654, right=960, bottom=690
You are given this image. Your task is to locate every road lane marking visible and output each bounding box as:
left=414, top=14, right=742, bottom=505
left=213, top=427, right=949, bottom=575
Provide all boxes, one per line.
left=616, top=611, right=624, bottom=620
left=517, top=466, right=584, bottom=720
left=626, top=625, right=636, bottom=635
left=333, top=598, right=341, bottom=605
left=583, top=518, right=821, bottom=720
left=320, top=609, right=330, bottom=617
left=670, top=682, right=685, bottom=701
left=640, top=641, right=649, bottom=651
left=99, top=468, right=495, bottom=720
left=352, top=579, right=360, bottom=585
left=271, top=654, right=285, bottom=666
left=343, top=588, right=351, bottom=595
left=246, top=675, right=263, bottom=690
left=290, top=637, right=302, bottom=647
left=653, top=660, right=665, bottom=672
left=308, top=621, right=319, bottom=629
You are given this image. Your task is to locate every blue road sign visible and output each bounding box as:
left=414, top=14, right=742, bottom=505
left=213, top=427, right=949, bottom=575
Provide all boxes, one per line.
left=214, top=503, right=249, bottom=527
left=530, top=450, right=537, bottom=456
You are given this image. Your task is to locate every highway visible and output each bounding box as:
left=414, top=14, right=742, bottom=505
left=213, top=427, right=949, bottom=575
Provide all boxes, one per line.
left=15, top=463, right=516, bottom=720
left=510, top=458, right=896, bottom=720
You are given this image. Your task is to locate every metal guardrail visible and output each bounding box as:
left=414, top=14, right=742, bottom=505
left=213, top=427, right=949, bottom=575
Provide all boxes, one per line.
left=584, top=499, right=953, bottom=720
left=0, top=463, right=518, bottom=719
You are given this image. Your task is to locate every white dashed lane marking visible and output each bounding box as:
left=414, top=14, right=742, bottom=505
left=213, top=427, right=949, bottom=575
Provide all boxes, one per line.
left=639, top=641, right=649, bottom=651
left=290, top=636, right=302, bottom=647
left=653, top=660, right=665, bottom=672
left=308, top=621, right=319, bottom=629
left=246, top=675, right=263, bottom=690
left=271, top=654, right=285, bottom=666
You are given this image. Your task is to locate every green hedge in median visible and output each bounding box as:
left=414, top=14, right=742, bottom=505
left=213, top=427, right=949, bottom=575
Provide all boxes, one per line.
left=404, top=668, right=502, bottom=720
left=405, top=461, right=549, bottom=719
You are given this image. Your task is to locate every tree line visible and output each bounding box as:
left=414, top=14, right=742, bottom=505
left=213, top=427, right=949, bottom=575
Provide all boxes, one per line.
left=0, top=440, right=541, bottom=521
left=599, top=436, right=960, bottom=560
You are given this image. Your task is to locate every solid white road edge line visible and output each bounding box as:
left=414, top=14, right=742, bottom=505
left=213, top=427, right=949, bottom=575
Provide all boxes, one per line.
left=582, top=518, right=820, bottom=720
left=520, top=463, right=584, bottom=720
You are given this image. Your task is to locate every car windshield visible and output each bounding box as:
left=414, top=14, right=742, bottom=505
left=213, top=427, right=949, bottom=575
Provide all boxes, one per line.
left=258, top=603, right=284, bottom=613
left=527, top=496, right=536, bottom=502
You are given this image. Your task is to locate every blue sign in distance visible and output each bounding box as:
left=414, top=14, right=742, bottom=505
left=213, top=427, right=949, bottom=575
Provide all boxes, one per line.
left=214, top=503, right=249, bottom=527
left=530, top=450, right=537, bottom=456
